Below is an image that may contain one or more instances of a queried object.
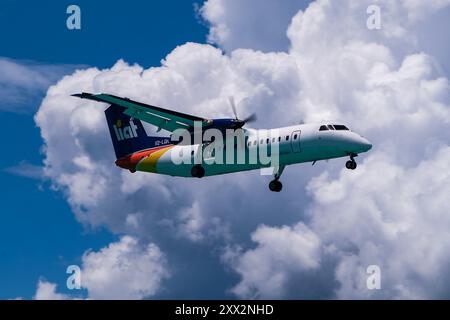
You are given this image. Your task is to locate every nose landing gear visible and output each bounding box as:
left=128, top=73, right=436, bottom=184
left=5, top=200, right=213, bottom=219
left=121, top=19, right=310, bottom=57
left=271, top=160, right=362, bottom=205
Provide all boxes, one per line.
left=345, top=154, right=357, bottom=170
left=346, top=160, right=357, bottom=170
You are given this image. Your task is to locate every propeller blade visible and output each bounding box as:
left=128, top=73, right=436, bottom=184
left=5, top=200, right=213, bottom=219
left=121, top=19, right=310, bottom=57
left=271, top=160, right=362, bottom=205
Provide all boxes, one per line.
left=228, top=96, right=257, bottom=127
left=243, top=113, right=257, bottom=123
left=228, top=96, right=238, bottom=120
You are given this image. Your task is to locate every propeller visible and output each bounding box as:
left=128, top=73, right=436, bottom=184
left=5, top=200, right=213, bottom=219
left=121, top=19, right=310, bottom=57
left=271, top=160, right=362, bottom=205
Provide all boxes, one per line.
left=228, top=96, right=257, bottom=126
left=243, top=113, right=257, bottom=123
left=227, top=96, right=257, bottom=148
left=229, top=96, right=238, bottom=120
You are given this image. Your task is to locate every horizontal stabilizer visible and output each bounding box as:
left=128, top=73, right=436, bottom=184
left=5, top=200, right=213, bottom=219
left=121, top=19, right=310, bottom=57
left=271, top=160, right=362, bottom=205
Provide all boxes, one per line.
left=72, top=92, right=208, bottom=133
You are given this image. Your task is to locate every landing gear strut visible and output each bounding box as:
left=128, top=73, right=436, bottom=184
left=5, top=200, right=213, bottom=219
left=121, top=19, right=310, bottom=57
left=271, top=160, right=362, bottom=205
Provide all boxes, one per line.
left=269, top=165, right=285, bottom=192
left=191, top=165, right=205, bottom=178
left=345, top=154, right=357, bottom=170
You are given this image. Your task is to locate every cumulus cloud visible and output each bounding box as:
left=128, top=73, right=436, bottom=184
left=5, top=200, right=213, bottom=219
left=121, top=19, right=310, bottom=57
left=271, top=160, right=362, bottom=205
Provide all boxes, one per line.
left=34, top=280, right=69, bottom=300
left=224, top=0, right=450, bottom=299
left=307, top=147, right=450, bottom=299
left=32, top=237, right=168, bottom=300
left=33, top=0, right=450, bottom=299
left=80, top=236, right=169, bottom=299
left=199, top=0, right=309, bottom=52
left=224, top=223, right=321, bottom=298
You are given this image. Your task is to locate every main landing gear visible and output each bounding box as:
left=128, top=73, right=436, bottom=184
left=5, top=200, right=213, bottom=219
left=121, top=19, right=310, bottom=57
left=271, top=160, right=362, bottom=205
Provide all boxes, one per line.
left=269, top=179, right=282, bottom=192
left=269, top=165, right=285, bottom=192
left=191, top=165, right=205, bottom=178
left=345, top=154, right=357, bottom=170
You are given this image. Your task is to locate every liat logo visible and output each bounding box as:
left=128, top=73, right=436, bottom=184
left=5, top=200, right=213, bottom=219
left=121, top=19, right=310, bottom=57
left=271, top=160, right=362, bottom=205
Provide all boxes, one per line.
left=113, top=119, right=138, bottom=141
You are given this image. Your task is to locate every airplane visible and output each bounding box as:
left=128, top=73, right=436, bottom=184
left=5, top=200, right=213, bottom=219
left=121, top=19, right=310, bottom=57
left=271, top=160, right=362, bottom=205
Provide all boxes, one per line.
left=72, top=92, right=372, bottom=192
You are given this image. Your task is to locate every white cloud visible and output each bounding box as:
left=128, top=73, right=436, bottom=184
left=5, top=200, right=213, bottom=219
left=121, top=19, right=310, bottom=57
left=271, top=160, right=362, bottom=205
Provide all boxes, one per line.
left=225, top=223, right=321, bottom=298
left=401, top=0, right=450, bottom=21
left=307, top=147, right=450, bottom=299
left=34, top=280, right=69, bottom=300
left=33, top=0, right=450, bottom=299
left=3, top=161, right=44, bottom=180
left=0, top=57, right=83, bottom=113
left=221, top=0, right=450, bottom=299
left=80, top=236, right=169, bottom=299
left=175, top=201, right=205, bottom=242
left=200, top=0, right=309, bottom=52
left=32, top=237, right=168, bottom=300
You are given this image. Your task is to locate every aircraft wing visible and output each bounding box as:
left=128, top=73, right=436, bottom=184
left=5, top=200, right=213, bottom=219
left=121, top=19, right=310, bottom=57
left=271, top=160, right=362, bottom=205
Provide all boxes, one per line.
left=72, top=92, right=209, bottom=132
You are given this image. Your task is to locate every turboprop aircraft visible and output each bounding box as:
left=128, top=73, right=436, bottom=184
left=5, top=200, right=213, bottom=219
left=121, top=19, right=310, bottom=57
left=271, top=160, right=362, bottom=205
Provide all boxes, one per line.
left=72, top=93, right=372, bottom=192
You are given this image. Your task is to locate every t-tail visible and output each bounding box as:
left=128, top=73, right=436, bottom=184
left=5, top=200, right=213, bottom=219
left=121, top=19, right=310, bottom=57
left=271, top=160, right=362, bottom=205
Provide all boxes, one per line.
left=104, top=104, right=171, bottom=159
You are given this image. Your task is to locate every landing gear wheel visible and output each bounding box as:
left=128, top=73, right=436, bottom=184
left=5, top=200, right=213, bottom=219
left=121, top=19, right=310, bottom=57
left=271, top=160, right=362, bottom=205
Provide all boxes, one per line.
left=346, top=160, right=357, bottom=170
left=129, top=168, right=136, bottom=173
left=191, top=165, right=205, bottom=178
left=269, top=180, right=283, bottom=192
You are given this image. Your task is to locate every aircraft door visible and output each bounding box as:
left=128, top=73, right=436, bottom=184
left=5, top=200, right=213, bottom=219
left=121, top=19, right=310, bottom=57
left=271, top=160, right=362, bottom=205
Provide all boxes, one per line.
left=291, top=130, right=301, bottom=153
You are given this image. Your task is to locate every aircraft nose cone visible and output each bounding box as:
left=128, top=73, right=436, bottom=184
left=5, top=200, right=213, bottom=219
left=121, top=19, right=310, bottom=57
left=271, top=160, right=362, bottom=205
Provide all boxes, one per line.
left=359, top=137, right=372, bottom=152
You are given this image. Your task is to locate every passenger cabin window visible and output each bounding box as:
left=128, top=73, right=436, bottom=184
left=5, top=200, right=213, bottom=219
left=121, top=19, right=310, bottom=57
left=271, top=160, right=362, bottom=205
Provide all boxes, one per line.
left=333, top=124, right=349, bottom=130
left=286, top=136, right=289, bottom=141
left=266, top=138, right=270, bottom=144
left=319, top=125, right=328, bottom=131
left=294, top=134, right=298, bottom=139
left=272, top=138, right=276, bottom=143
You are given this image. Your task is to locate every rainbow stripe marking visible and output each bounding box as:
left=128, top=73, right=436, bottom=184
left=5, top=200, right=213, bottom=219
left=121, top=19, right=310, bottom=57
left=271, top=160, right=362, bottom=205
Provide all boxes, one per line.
left=115, top=145, right=174, bottom=173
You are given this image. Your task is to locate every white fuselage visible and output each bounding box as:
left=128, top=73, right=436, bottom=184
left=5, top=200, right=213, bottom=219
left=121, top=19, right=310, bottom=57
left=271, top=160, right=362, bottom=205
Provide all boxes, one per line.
left=144, top=123, right=372, bottom=177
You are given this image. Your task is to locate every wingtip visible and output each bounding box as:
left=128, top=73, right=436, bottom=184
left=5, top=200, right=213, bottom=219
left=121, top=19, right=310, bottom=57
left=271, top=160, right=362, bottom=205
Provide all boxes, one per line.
left=71, top=92, right=94, bottom=99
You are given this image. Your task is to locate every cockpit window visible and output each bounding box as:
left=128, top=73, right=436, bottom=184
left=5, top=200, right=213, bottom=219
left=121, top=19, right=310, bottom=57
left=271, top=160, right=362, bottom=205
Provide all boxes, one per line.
left=319, top=125, right=328, bottom=131
left=333, top=124, right=349, bottom=130
left=327, top=125, right=334, bottom=130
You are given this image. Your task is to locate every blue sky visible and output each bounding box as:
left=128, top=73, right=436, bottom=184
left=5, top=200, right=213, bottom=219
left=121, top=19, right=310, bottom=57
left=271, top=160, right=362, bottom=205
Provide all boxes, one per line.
left=0, top=0, right=208, bottom=299
left=0, top=0, right=208, bottom=68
